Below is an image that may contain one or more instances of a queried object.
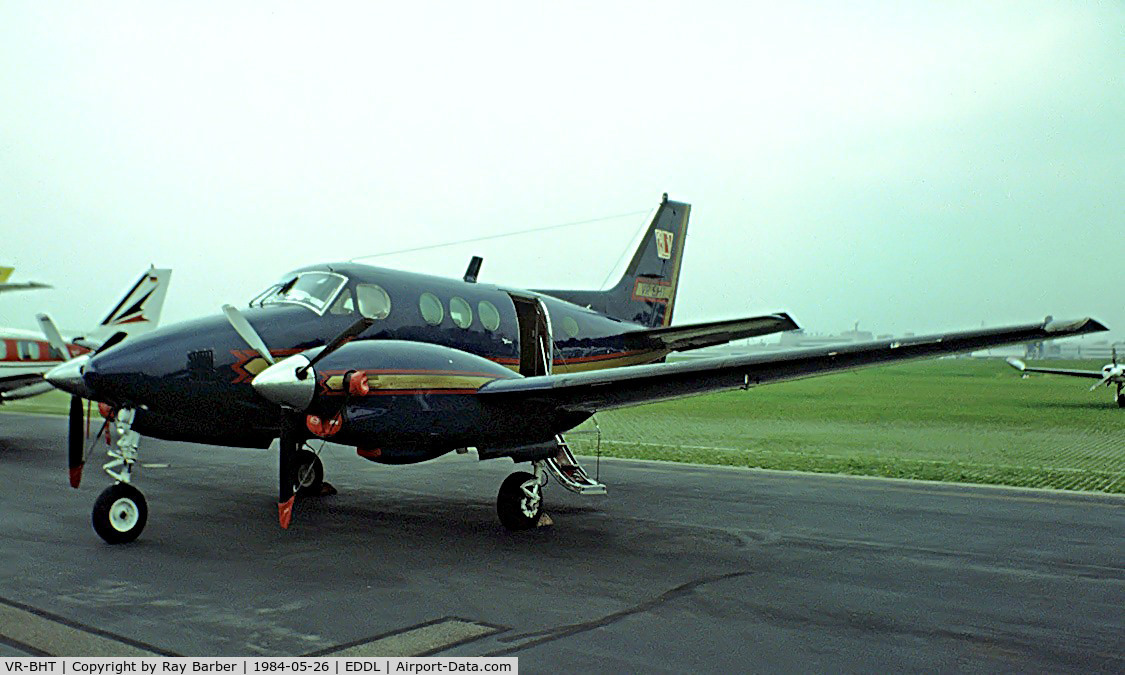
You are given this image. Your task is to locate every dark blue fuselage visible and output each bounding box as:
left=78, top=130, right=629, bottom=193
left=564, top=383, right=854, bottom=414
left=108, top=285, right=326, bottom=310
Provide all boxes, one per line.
left=84, top=262, right=664, bottom=454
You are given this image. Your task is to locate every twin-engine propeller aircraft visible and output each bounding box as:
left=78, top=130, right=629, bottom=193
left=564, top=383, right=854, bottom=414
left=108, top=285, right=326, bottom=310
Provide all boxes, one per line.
left=1, top=266, right=171, bottom=403
left=1007, top=347, right=1125, bottom=408
left=44, top=195, right=1107, bottom=544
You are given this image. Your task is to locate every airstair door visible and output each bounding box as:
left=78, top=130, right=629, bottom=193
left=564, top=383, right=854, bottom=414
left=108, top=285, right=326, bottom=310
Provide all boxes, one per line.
left=508, top=294, right=552, bottom=377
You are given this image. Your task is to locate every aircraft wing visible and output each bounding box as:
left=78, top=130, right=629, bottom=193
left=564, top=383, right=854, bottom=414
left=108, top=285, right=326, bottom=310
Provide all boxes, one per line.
left=480, top=317, right=1108, bottom=412
left=1005, top=358, right=1104, bottom=379
left=0, top=281, right=51, bottom=294
left=622, top=313, right=799, bottom=352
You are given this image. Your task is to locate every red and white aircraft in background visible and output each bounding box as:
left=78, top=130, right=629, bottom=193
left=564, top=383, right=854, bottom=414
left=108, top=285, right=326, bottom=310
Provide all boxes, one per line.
left=0, top=266, right=172, bottom=402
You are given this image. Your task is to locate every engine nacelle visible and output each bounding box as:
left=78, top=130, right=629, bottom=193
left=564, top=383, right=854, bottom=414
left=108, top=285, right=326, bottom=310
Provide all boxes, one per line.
left=253, top=340, right=568, bottom=462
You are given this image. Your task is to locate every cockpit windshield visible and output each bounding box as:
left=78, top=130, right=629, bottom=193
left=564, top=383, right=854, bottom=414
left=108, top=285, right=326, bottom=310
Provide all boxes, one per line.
left=249, top=271, right=348, bottom=314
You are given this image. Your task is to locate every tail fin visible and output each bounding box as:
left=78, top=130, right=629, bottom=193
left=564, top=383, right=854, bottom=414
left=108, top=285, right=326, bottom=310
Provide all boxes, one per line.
left=536, top=194, right=690, bottom=327
left=75, top=266, right=172, bottom=347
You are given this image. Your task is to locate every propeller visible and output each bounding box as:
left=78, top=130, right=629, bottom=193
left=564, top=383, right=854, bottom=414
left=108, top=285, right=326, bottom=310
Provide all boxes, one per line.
left=1089, top=377, right=1111, bottom=391
left=222, top=304, right=275, bottom=366
left=1091, top=346, right=1124, bottom=391
left=37, top=313, right=87, bottom=487
left=223, top=305, right=372, bottom=528
left=296, top=316, right=374, bottom=379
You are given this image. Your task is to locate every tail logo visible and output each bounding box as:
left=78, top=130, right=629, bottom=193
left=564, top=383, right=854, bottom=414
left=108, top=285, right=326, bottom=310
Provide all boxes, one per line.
left=655, top=229, right=675, bottom=260
left=106, top=288, right=156, bottom=325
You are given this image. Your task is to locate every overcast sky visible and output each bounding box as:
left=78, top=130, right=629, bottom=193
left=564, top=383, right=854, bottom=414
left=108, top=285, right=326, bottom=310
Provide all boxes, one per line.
left=2, top=2, right=1121, bottom=345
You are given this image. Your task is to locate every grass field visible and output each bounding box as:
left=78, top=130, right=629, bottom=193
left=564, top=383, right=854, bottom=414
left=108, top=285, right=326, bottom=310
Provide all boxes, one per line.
left=566, top=358, right=1125, bottom=494
left=4, top=358, right=1123, bottom=493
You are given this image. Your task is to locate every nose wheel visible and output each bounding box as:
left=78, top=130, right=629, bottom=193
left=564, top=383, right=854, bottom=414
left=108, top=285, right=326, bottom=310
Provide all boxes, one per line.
left=92, top=482, right=148, bottom=544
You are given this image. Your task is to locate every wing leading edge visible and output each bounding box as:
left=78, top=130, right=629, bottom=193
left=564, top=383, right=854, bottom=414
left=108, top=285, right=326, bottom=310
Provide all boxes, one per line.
left=480, top=317, right=1108, bottom=412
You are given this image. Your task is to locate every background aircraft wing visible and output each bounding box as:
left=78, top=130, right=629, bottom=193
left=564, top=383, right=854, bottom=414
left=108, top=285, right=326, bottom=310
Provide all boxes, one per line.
left=622, top=313, right=799, bottom=352
left=1005, top=358, right=1104, bottom=379
left=0, top=266, right=50, bottom=294
left=480, top=317, right=1108, bottom=412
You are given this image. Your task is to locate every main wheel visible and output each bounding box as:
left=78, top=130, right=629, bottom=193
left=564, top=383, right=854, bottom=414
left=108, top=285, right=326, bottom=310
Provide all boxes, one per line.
left=1116, top=389, right=1124, bottom=408
left=294, top=448, right=324, bottom=497
left=92, top=483, right=148, bottom=544
left=497, top=471, right=543, bottom=531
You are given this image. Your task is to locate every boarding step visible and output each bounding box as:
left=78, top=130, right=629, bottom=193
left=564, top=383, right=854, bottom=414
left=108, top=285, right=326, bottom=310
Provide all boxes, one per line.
left=545, top=435, right=607, bottom=495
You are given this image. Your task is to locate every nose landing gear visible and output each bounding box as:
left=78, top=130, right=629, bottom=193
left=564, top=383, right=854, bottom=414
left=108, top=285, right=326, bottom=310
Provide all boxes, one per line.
left=90, top=408, right=147, bottom=544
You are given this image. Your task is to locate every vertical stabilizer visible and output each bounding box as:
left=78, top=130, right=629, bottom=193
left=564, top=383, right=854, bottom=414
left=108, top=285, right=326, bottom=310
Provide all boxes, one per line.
left=536, top=194, right=690, bottom=327
left=78, top=266, right=173, bottom=346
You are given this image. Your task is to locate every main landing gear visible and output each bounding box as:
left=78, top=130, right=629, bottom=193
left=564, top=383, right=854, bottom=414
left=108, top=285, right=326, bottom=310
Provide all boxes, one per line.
left=294, top=447, right=325, bottom=497
left=1116, top=384, right=1124, bottom=409
left=497, top=464, right=546, bottom=531
left=495, top=435, right=607, bottom=531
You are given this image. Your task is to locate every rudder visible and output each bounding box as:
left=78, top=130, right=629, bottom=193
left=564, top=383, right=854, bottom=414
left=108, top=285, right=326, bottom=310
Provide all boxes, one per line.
left=536, top=194, right=690, bottom=327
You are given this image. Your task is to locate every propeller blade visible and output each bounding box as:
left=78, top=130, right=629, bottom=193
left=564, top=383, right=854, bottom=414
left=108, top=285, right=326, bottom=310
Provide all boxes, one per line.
left=222, top=304, right=275, bottom=366
left=94, top=331, right=128, bottom=355
left=67, top=395, right=84, bottom=488
left=296, top=316, right=374, bottom=378
left=278, top=421, right=299, bottom=529
left=37, top=313, right=70, bottom=359
left=1113, top=346, right=1118, bottom=367
left=1089, top=376, right=1112, bottom=392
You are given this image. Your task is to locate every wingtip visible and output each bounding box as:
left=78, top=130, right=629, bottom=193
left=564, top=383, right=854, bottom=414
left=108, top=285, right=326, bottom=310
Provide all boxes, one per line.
left=1043, top=317, right=1109, bottom=334
left=776, top=312, right=800, bottom=332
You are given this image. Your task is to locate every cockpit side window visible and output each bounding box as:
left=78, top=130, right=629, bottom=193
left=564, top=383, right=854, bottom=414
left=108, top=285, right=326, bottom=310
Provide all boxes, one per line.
left=329, top=288, right=355, bottom=315
left=253, top=272, right=347, bottom=314
left=356, top=284, right=392, bottom=320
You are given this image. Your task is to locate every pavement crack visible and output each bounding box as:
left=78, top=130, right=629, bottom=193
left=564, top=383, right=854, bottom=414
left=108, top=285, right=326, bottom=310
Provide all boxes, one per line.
left=484, top=570, right=753, bottom=656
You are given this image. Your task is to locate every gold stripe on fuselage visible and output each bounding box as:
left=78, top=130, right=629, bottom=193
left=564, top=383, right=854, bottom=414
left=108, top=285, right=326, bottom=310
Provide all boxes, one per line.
left=324, top=373, right=500, bottom=393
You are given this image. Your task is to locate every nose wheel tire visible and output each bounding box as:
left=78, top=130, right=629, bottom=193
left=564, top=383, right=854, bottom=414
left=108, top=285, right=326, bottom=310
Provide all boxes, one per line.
left=294, top=448, right=324, bottom=497
left=497, top=471, right=543, bottom=531
left=92, top=483, right=148, bottom=545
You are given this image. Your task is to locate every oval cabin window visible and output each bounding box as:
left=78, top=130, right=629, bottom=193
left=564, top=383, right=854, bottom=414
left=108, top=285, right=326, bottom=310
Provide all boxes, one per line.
left=450, top=297, right=473, bottom=329
left=478, top=301, right=501, bottom=331
left=419, top=292, right=444, bottom=326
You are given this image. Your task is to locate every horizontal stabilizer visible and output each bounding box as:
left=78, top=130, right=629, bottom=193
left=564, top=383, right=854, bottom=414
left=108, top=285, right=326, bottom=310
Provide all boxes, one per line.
left=623, top=313, right=799, bottom=352
left=481, top=317, right=1108, bottom=413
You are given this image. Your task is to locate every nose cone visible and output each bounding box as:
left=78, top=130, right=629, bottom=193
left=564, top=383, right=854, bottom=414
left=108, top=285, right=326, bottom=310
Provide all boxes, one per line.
left=45, top=355, right=93, bottom=398
left=251, top=354, right=316, bottom=410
